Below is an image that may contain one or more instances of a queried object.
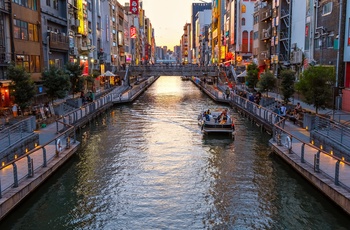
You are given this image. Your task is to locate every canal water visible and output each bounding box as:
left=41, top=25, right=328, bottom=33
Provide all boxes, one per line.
left=1, top=77, right=350, bottom=229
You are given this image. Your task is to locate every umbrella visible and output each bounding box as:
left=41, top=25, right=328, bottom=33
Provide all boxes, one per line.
left=104, top=71, right=115, bottom=77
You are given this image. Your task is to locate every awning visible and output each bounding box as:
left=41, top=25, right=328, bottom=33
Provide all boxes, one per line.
left=0, top=80, right=12, bottom=87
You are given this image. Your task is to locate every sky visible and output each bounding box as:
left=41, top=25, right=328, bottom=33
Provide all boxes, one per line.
left=142, top=0, right=208, bottom=50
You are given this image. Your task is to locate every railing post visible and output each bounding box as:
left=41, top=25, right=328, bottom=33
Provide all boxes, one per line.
left=314, top=150, right=320, bottom=172
left=301, top=143, right=305, bottom=163
left=66, top=136, right=71, bottom=149
left=335, top=160, right=340, bottom=185
left=43, top=147, right=47, bottom=167
left=27, top=155, right=34, bottom=178
left=13, top=163, right=18, bottom=187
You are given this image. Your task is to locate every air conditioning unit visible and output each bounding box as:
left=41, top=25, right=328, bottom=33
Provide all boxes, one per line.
left=94, top=59, right=99, bottom=64
left=290, top=50, right=302, bottom=64
left=70, top=18, right=75, bottom=26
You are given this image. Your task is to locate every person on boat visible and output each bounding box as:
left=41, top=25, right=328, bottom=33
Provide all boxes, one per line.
left=219, top=109, right=228, bottom=124
left=205, top=109, right=211, bottom=121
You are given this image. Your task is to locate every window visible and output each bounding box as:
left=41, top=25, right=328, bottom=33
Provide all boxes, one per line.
left=16, top=55, right=30, bottom=72
left=30, top=55, right=41, bottom=72
left=13, top=19, right=38, bottom=41
left=13, top=0, right=37, bottom=10
left=253, top=15, right=259, bottom=25
left=322, top=2, right=332, bottom=16
left=242, top=18, right=246, bottom=26
left=53, top=0, right=58, bottom=10
left=16, top=55, right=40, bottom=73
left=253, top=31, right=259, bottom=40
left=46, top=0, right=50, bottom=6
left=326, top=35, right=334, bottom=48
left=242, top=30, right=248, bottom=52
left=242, top=4, right=246, bottom=13
left=250, top=31, right=253, bottom=52
left=314, top=37, right=320, bottom=49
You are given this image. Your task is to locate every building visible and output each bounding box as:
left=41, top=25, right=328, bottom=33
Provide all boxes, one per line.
left=191, top=2, right=211, bottom=64
left=0, top=0, right=11, bottom=107
left=181, top=23, right=191, bottom=64
left=194, top=9, right=212, bottom=65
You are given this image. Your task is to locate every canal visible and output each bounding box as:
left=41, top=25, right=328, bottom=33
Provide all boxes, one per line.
left=1, top=76, right=350, bottom=229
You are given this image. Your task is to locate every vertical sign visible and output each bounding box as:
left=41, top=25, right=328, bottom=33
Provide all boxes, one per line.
left=77, top=0, right=84, bottom=34
left=230, top=1, right=235, bottom=45
left=130, top=0, right=139, bottom=15
left=130, top=26, right=136, bottom=38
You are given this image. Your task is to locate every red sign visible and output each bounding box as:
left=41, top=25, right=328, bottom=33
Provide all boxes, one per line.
left=305, top=25, right=309, bottom=37
left=130, top=26, right=136, bottom=38
left=130, top=0, right=139, bottom=15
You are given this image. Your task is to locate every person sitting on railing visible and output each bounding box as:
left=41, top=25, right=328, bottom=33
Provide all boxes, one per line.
left=289, top=111, right=301, bottom=124
left=294, top=102, right=302, bottom=113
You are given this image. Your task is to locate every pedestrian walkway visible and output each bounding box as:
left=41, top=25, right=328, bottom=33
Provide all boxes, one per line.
left=194, top=78, right=350, bottom=215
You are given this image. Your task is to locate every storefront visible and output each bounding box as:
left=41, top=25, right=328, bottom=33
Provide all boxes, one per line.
left=0, top=80, right=12, bottom=108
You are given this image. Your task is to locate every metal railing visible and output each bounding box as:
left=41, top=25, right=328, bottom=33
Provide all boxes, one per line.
left=312, top=114, right=350, bottom=155
left=0, top=87, right=119, bottom=197
left=273, top=119, right=350, bottom=191
left=0, top=116, right=36, bottom=153
left=194, top=78, right=350, bottom=191
left=0, top=120, right=76, bottom=198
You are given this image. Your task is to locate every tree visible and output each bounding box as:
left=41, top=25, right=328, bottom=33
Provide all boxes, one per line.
left=7, top=65, right=36, bottom=110
left=65, top=62, right=84, bottom=97
left=295, top=66, right=335, bottom=113
left=257, top=71, right=276, bottom=97
left=280, top=69, right=295, bottom=104
left=245, top=63, right=259, bottom=89
left=42, top=65, right=71, bottom=102
left=86, top=69, right=100, bottom=91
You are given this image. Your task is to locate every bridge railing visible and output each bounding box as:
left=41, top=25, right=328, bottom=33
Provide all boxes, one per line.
left=129, top=65, right=219, bottom=75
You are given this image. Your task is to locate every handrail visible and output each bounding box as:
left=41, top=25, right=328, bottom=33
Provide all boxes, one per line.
left=0, top=88, right=118, bottom=196
left=192, top=78, right=350, bottom=190
left=0, top=116, right=36, bottom=152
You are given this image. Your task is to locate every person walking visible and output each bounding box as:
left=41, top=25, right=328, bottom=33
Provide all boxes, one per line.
left=12, top=104, right=18, bottom=117
left=280, top=103, right=287, bottom=117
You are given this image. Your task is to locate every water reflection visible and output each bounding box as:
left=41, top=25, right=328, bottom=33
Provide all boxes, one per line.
left=1, top=76, right=350, bottom=230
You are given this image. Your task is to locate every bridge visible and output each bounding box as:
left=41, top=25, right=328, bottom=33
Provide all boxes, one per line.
left=125, top=65, right=221, bottom=77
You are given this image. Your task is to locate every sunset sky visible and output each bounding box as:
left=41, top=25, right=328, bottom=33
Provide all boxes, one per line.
left=142, top=0, right=209, bottom=50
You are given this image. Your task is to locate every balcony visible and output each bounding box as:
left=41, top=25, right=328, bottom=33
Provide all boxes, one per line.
left=260, top=8, right=272, bottom=21
left=49, top=32, right=69, bottom=51
left=261, top=26, right=271, bottom=40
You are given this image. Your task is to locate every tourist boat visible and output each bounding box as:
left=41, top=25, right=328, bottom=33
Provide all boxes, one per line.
left=198, top=108, right=235, bottom=138
left=181, top=76, right=190, bottom=81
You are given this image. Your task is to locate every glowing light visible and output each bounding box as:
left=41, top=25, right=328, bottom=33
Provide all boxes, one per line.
left=2, top=162, right=4, bottom=167
left=320, top=145, right=323, bottom=150
left=330, top=150, right=333, bottom=155
left=311, top=140, right=314, bottom=145
left=26, top=148, right=28, bottom=153
left=14, top=155, right=17, bottom=159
